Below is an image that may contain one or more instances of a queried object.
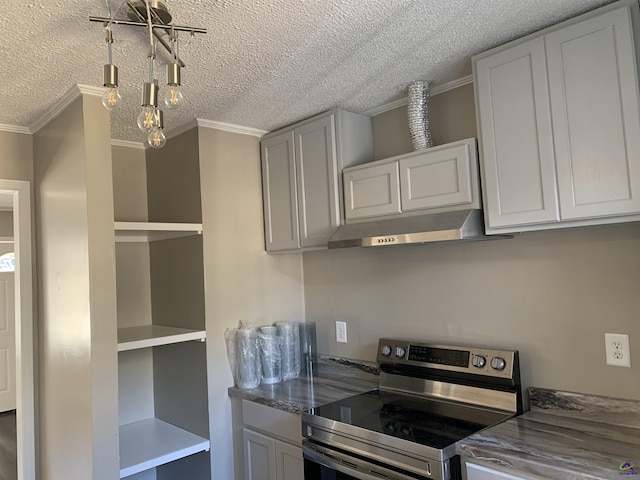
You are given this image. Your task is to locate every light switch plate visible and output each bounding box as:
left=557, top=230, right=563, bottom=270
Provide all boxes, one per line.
left=336, top=321, right=347, bottom=343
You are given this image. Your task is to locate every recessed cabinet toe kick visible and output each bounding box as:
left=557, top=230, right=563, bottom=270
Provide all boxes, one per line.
left=301, top=338, right=522, bottom=480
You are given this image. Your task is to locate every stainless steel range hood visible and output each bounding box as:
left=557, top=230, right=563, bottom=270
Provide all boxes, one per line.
left=328, top=209, right=507, bottom=249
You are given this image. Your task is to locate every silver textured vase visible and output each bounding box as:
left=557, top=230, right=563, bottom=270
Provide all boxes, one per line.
left=407, top=80, right=433, bottom=150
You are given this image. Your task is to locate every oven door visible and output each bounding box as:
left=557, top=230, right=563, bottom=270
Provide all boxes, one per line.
left=303, top=440, right=435, bottom=480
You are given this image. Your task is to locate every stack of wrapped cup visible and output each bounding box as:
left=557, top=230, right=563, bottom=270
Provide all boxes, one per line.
left=276, top=321, right=300, bottom=380
left=258, top=326, right=281, bottom=384
left=235, top=327, right=260, bottom=389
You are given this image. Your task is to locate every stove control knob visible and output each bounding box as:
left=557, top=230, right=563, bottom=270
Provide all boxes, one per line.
left=381, top=345, right=392, bottom=357
left=472, top=355, right=486, bottom=368
left=491, top=356, right=506, bottom=371
left=395, top=346, right=406, bottom=358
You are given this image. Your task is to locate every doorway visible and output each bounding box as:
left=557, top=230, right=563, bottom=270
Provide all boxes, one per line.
left=0, top=181, right=35, bottom=480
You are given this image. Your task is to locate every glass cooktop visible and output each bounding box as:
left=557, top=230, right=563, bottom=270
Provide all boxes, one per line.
left=309, top=389, right=512, bottom=450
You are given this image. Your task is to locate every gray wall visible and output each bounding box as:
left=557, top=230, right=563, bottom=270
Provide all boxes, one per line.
left=197, top=126, right=305, bottom=479
left=0, top=131, right=34, bottom=182
left=112, top=145, right=148, bottom=222
left=303, top=84, right=640, bottom=401
left=34, top=93, right=119, bottom=479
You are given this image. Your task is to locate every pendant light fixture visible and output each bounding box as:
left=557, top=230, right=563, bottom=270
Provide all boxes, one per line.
left=102, top=26, right=121, bottom=110
left=90, top=1, right=206, bottom=148
left=164, top=27, right=183, bottom=109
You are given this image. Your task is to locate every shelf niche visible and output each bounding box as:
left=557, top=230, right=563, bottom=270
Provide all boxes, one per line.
left=115, top=224, right=209, bottom=479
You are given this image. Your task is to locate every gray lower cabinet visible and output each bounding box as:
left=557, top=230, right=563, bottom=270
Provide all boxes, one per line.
left=343, top=138, right=479, bottom=221
left=240, top=400, right=303, bottom=480
left=465, top=461, right=534, bottom=480
left=474, top=0, right=640, bottom=234
left=261, top=109, right=373, bottom=252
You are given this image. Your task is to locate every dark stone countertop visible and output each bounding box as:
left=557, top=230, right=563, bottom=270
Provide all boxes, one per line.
left=228, top=355, right=379, bottom=413
left=456, top=387, right=640, bottom=480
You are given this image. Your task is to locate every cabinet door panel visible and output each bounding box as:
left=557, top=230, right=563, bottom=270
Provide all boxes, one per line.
left=261, top=132, right=299, bottom=251
left=400, top=142, right=473, bottom=211
left=295, top=115, right=339, bottom=248
left=475, top=37, right=559, bottom=229
left=243, top=428, right=276, bottom=480
left=466, top=462, right=530, bottom=480
left=275, top=441, right=303, bottom=480
left=547, top=5, right=640, bottom=219
left=344, top=162, right=401, bottom=220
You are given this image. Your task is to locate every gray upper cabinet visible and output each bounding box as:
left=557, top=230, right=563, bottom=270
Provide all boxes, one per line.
left=344, top=138, right=480, bottom=222
left=261, top=131, right=299, bottom=251
left=295, top=115, right=340, bottom=248
left=399, top=140, right=475, bottom=212
left=474, top=0, right=640, bottom=234
left=343, top=160, right=401, bottom=220
left=474, top=37, right=559, bottom=229
left=546, top=5, right=640, bottom=221
left=261, top=109, right=373, bottom=252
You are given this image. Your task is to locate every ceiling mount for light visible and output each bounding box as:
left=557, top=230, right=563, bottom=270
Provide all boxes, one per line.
left=127, top=0, right=173, bottom=24
left=89, top=1, right=206, bottom=148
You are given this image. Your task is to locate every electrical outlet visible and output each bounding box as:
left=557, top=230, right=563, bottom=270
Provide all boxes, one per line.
left=336, top=321, right=347, bottom=343
left=605, top=333, right=631, bottom=367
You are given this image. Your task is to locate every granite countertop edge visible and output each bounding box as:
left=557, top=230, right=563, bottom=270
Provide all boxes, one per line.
left=227, top=355, right=380, bottom=414
left=456, top=387, right=640, bottom=480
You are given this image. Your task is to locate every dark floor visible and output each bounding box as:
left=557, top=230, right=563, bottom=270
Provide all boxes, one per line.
left=0, top=411, right=16, bottom=480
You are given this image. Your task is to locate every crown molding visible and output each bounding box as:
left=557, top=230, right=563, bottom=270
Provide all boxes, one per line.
left=362, top=75, right=473, bottom=117
left=196, top=118, right=269, bottom=138
left=31, top=84, right=105, bottom=134
left=0, top=124, right=31, bottom=135
left=111, top=139, right=146, bottom=150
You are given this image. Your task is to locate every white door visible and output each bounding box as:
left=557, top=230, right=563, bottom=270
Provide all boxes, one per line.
left=0, top=265, right=15, bottom=413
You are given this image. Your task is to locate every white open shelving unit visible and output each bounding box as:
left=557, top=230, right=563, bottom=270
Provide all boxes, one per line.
left=115, top=220, right=210, bottom=478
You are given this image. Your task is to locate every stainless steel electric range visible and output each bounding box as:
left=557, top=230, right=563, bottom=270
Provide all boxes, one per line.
left=301, top=338, right=523, bottom=480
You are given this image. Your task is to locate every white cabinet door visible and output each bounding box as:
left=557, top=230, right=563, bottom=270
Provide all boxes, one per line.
left=295, top=115, right=340, bottom=247
left=399, top=141, right=474, bottom=212
left=275, top=440, right=303, bottom=480
left=546, top=5, right=640, bottom=220
left=244, top=428, right=277, bottom=480
left=474, top=37, right=559, bottom=230
left=466, top=462, right=531, bottom=480
left=344, top=162, right=401, bottom=220
left=261, top=131, right=300, bottom=252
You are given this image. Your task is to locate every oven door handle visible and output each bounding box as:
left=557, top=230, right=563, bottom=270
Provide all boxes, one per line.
left=304, top=447, right=387, bottom=480
left=303, top=443, right=429, bottom=480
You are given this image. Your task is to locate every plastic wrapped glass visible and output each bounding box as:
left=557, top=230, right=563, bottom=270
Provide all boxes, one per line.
left=276, top=321, right=300, bottom=380
left=225, top=323, right=261, bottom=389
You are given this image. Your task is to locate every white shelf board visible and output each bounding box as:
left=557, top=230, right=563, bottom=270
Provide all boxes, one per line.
left=120, top=418, right=210, bottom=478
left=117, top=325, right=206, bottom=352
left=114, top=222, right=203, bottom=243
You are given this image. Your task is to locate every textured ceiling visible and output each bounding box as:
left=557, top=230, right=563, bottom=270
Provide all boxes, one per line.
left=1, top=0, right=613, bottom=143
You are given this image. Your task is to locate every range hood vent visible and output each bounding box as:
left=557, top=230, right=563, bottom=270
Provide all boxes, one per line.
left=328, top=209, right=508, bottom=249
